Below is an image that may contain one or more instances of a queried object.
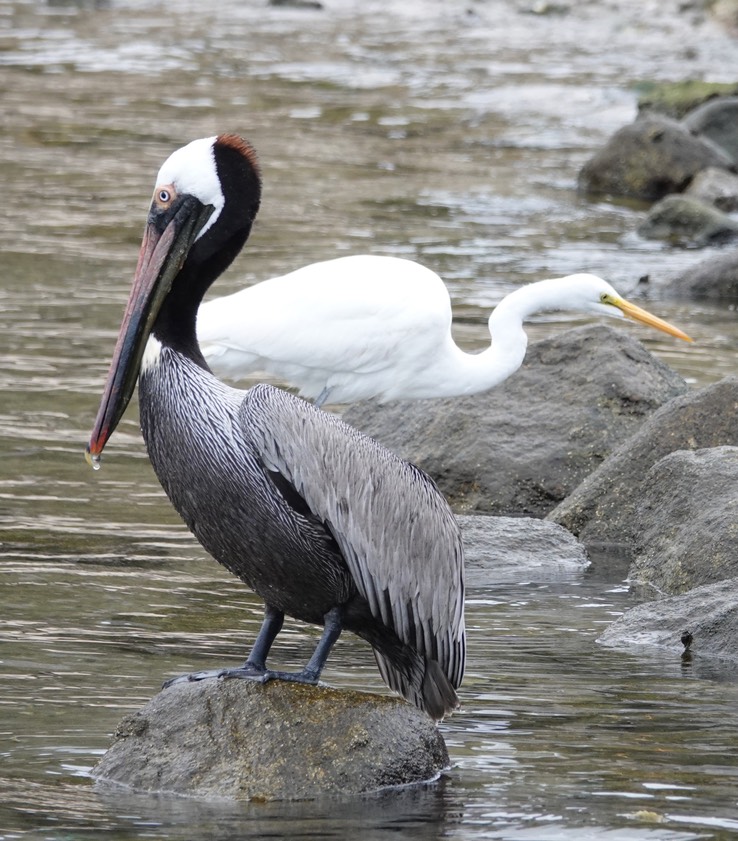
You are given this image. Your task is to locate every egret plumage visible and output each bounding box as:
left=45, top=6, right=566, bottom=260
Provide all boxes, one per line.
left=198, top=256, right=692, bottom=407
left=86, top=135, right=465, bottom=720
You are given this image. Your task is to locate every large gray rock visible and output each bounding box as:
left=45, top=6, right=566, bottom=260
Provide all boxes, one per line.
left=549, top=377, right=738, bottom=550
left=92, top=679, right=449, bottom=800
left=459, top=515, right=589, bottom=587
left=598, top=576, right=738, bottom=666
left=629, top=447, right=738, bottom=595
left=344, top=326, right=687, bottom=516
left=685, top=166, right=738, bottom=212
left=683, top=96, right=738, bottom=165
left=665, top=247, right=738, bottom=300
left=637, top=194, right=738, bottom=247
left=577, top=116, right=734, bottom=201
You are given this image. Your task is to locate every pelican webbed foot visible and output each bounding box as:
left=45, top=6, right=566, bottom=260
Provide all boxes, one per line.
left=162, top=662, right=269, bottom=689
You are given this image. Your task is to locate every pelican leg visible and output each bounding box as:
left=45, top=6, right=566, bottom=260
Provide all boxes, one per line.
left=259, top=605, right=344, bottom=685
left=162, top=604, right=285, bottom=688
left=243, top=603, right=284, bottom=670
left=162, top=605, right=343, bottom=689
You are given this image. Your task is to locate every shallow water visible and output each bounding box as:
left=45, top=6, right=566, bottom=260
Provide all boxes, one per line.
left=2, top=0, right=738, bottom=838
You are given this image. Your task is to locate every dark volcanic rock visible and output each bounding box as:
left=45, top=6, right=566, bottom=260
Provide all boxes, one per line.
left=343, top=326, right=687, bottom=517
left=92, top=680, right=449, bottom=800
left=549, top=377, right=738, bottom=551
left=598, top=576, right=738, bottom=665
left=577, top=116, right=734, bottom=201
left=665, top=247, right=738, bottom=300
left=637, top=195, right=738, bottom=247
left=629, top=447, right=738, bottom=595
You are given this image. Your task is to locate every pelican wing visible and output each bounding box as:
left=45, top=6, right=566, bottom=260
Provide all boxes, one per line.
left=240, top=384, right=465, bottom=691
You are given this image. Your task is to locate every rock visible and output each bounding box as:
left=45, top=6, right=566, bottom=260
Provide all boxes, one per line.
left=577, top=116, right=734, bottom=201
left=712, top=0, right=738, bottom=30
left=636, top=194, right=738, bottom=247
left=637, top=81, right=738, bottom=120
left=549, top=377, right=738, bottom=550
left=683, top=96, right=738, bottom=165
left=343, top=326, right=687, bottom=517
left=664, top=247, right=738, bottom=300
left=458, top=514, right=589, bottom=587
left=684, top=166, right=738, bottom=212
left=598, top=577, right=738, bottom=666
left=628, top=447, right=738, bottom=595
left=92, top=679, right=448, bottom=800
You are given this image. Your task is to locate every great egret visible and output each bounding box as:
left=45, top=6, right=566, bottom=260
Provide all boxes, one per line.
left=86, top=135, right=465, bottom=720
left=197, top=256, right=692, bottom=407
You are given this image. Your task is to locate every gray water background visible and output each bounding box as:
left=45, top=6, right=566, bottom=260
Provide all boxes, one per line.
left=2, top=0, right=738, bottom=838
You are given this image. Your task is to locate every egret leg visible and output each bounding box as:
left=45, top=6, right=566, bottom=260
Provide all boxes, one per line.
left=314, top=386, right=332, bottom=409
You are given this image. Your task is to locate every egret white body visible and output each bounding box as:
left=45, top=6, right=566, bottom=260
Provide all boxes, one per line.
left=197, top=256, right=692, bottom=406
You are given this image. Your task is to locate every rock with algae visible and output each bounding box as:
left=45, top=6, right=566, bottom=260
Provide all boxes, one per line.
left=92, top=679, right=449, bottom=801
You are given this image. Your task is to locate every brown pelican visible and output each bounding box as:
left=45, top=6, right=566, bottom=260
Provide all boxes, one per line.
left=197, top=257, right=692, bottom=407
left=86, top=135, right=465, bottom=720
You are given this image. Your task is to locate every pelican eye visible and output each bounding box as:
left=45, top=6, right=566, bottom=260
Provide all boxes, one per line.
left=154, top=185, right=177, bottom=208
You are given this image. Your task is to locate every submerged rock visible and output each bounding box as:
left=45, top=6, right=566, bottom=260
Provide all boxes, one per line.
left=577, top=116, right=733, bottom=201
left=629, top=447, right=738, bottom=595
left=664, top=247, right=738, bottom=300
left=637, top=194, right=738, bottom=247
left=549, top=377, right=738, bottom=551
left=92, top=679, right=449, bottom=801
left=344, top=326, right=686, bottom=517
left=598, top=576, right=738, bottom=665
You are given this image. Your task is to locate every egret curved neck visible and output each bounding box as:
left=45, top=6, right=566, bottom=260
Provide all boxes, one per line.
left=427, top=278, right=570, bottom=398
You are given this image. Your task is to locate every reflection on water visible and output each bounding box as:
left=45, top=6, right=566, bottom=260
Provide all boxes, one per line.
left=2, top=0, right=738, bottom=838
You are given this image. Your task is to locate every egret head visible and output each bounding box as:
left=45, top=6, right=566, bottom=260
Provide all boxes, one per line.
left=558, top=273, right=692, bottom=342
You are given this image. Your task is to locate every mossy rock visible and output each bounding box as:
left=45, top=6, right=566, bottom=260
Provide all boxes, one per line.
left=635, top=80, right=738, bottom=119
left=92, top=679, right=449, bottom=801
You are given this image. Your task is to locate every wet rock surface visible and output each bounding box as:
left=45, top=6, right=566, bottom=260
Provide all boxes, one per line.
left=92, top=679, right=449, bottom=801
left=637, top=194, right=738, bottom=246
left=682, top=96, right=738, bottom=164
left=598, top=577, right=738, bottom=665
left=549, top=377, right=738, bottom=551
left=577, top=115, right=733, bottom=201
left=685, top=166, right=738, bottom=211
left=343, top=325, right=687, bottom=516
left=629, top=446, right=738, bottom=595
left=664, top=246, right=738, bottom=300
left=458, top=514, right=589, bottom=586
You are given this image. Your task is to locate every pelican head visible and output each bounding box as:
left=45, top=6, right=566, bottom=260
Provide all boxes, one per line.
left=86, top=134, right=261, bottom=465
